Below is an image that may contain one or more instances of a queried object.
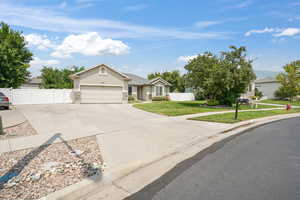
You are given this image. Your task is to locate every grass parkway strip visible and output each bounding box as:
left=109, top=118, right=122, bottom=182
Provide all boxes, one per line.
left=133, top=101, right=281, bottom=116
left=189, top=109, right=300, bottom=123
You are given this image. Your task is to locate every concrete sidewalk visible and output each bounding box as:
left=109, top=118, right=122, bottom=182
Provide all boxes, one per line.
left=0, top=107, right=26, bottom=128
left=256, top=102, right=300, bottom=108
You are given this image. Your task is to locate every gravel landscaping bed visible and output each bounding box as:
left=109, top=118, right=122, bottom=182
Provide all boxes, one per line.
left=0, top=136, right=103, bottom=200
left=0, top=121, right=37, bottom=140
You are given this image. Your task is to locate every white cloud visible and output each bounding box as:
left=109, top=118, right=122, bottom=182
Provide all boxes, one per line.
left=245, top=27, right=300, bottom=37
left=30, top=57, right=60, bottom=68
left=245, top=28, right=275, bottom=36
left=51, top=32, right=130, bottom=58
left=273, top=28, right=300, bottom=37
left=177, top=55, right=198, bottom=63
left=195, top=18, right=247, bottom=28
left=195, top=21, right=223, bottom=28
left=24, top=34, right=56, bottom=50
left=226, top=0, right=253, bottom=9
left=124, top=4, right=148, bottom=11
left=0, top=2, right=224, bottom=39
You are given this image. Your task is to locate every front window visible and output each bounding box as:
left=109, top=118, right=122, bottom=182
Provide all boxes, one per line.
left=128, top=86, right=132, bottom=95
left=99, top=67, right=107, bottom=75
left=156, top=86, right=163, bottom=96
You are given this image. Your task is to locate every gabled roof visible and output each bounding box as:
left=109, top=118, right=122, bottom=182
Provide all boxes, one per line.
left=123, top=73, right=150, bottom=86
left=255, top=77, right=278, bottom=84
left=70, top=64, right=130, bottom=80
left=27, top=77, right=42, bottom=84
left=149, top=77, right=172, bottom=86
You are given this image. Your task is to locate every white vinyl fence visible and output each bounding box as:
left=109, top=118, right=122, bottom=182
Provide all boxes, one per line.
left=169, top=93, right=195, bottom=101
left=0, top=88, right=73, bottom=105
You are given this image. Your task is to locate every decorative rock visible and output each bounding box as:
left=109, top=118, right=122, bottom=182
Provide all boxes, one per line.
left=0, top=136, right=102, bottom=200
left=5, top=182, right=17, bottom=188
left=69, top=149, right=84, bottom=156
left=40, top=162, right=61, bottom=171
left=92, top=162, right=101, bottom=169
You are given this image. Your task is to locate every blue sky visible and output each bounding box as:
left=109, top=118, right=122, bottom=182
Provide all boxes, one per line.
left=1, top=0, right=300, bottom=77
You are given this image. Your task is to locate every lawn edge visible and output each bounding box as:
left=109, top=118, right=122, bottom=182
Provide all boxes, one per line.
left=188, top=109, right=300, bottom=124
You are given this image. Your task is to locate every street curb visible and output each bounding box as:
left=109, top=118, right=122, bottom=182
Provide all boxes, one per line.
left=43, top=113, right=300, bottom=200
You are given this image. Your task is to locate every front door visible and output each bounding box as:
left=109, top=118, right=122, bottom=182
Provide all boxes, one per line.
left=137, top=86, right=143, bottom=100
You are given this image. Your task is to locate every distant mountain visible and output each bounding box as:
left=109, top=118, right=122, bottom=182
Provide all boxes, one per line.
left=254, top=70, right=280, bottom=79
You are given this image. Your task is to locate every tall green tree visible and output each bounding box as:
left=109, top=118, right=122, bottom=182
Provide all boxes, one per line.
left=185, top=46, right=256, bottom=106
left=41, top=66, right=84, bottom=89
left=0, top=22, right=33, bottom=88
left=275, top=60, right=300, bottom=101
left=147, top=70, right=185, bottom=92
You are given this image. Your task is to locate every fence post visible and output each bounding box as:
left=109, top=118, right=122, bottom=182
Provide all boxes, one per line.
left=10, top=87, right=13, bottom=105
left=0, top=116, right=3, bottom=135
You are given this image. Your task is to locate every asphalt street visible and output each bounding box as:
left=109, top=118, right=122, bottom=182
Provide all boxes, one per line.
left=125, top=117, right=300, bottom=200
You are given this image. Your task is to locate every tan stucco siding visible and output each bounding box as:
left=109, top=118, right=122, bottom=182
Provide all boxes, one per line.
left=131, top=86, right=138, bottom=99
left=73, top=79, right=80, bottom=90
left=79, top=67, right=125, bottom=86
left=152, top=81, right=169, bottom=97
left=73, top=66, right=128, bottom=104
left=142, top=86, right=151, bottom=101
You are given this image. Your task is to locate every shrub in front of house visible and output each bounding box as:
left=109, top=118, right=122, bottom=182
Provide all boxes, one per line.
left=152, top=96, right=169, bottom=101
left=128, top=95, right=135, bottom=101
left=207, top=99, right=220, bottom=106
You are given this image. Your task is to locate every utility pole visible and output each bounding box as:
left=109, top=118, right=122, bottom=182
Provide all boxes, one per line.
left=234, top=99, right=239, bottom=120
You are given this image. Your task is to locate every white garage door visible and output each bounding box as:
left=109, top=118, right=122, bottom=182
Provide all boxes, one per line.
left=80, top=85, right=123, bottom=103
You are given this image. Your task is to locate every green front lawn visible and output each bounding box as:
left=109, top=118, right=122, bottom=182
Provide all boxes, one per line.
left=189, top=109, right=300, bottom=123
left=260, top=99, right=300, bottom=106
left=133, top=101, right=279, bottom=116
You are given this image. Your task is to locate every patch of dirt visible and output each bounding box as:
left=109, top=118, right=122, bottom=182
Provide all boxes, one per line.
left=0, top=121, right=37, bottom=140
left=0, top=136, right=103, bottom=200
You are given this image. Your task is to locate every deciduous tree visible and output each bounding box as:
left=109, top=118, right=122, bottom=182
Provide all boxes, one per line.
left=0, top=22, right=33, bottom=88
left=185, top=46, right=256, bottom=106
left=275, top=60, right=300, bottom=101
left=40, top=66, right=84, bottom=89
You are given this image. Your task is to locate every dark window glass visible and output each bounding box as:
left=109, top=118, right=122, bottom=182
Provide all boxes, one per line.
left=128, top=86, right=132, bottom=95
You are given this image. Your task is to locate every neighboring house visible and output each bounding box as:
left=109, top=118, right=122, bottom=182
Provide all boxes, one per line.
left=70, top=64, right=171, bottom=104
left=254, top=77, right=280, bottom=99
left=240, top=82, right=255, bottom=99
left=124, top=73, right=171, bottom=101
left=20, top=77, right=42, bottom=89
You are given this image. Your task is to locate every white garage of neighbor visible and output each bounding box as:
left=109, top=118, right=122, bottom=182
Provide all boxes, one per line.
left=70, top=64, right=130, bottom=104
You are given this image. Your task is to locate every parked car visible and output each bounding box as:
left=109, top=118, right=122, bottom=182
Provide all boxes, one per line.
left=0, top=92, right=9, bottom=109
left=238, top=98, right=250, bottom=104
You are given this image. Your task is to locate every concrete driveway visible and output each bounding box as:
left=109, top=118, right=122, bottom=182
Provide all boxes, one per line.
left=17, top=104, right=164, bottom=136
left=14, top=103, right=236, bottom=186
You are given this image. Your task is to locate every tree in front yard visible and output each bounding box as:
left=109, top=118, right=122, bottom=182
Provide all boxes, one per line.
left=275, top=60, right=300, bottom=101
left=41, top=66, right=84, bottom=89
left=0, top=22, right=33, bottom=88
left=147, top=70, right=185, bottom=92
left=255, top=88, right=263, bottom=99
left=185, top=46, right=256, bottom=106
